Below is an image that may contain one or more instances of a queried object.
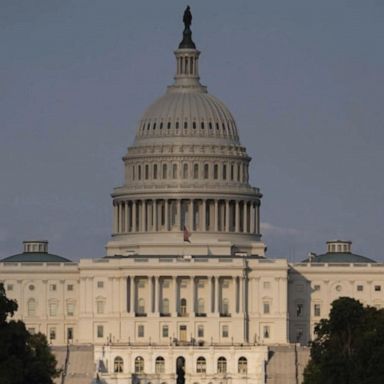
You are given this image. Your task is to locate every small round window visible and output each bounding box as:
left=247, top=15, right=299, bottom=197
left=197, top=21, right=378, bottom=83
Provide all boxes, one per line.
left=336, top=285, right=342, bottom=292
left=29, top=284, right=35, bottom=291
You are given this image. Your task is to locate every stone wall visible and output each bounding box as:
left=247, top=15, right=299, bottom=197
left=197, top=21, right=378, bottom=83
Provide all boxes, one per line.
left=266, top=345, right=310, bottom=384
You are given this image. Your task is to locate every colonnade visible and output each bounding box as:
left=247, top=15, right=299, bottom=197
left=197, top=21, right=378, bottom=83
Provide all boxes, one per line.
left=113, top=198, right=260, bottom=235
left=126, top=275, right=246, bottom=317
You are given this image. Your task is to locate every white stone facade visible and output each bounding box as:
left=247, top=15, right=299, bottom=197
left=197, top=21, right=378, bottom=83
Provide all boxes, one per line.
left=0, top=10, right=381, bottom=384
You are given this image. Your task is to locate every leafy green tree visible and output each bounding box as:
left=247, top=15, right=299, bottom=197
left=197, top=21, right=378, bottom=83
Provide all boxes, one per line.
left=304, top=297, right=384, bottom=384
left=0, top=283, right=60, bottom=384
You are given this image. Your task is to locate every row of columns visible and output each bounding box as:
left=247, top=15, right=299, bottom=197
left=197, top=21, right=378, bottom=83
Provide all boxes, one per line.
left=113, top=198, right=260, bottom=235
left=126, top=276, right=246, bottom=317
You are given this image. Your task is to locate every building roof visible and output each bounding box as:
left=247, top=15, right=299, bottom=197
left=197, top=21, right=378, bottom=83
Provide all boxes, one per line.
left=1, top=252, right=71, bottom=263
left=303, top=252, right=376, bottom=264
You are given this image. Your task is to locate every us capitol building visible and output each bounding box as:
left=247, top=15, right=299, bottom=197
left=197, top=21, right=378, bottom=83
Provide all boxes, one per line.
left=1, top=8, right=383, bottom=384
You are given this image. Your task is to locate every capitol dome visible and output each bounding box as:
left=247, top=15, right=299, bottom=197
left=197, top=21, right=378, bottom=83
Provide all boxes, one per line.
left=106, top=12, right=265, bottom=258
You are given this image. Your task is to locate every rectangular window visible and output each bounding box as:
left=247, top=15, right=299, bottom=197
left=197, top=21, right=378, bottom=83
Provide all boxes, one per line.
left=67, top=327, right=73, bottom=340
left=263, top=281, right=271, bottom=289
left=263, top=326, right=270, bottom=338
left=357, top=285, right=364, bottom=292
left=67, top=303, right=75, bottom=316
left=263, top=302, right=270, bottom=314
left=314, top=304, right=321, bottom=317
left=198, top=325, right=204, bottom=338
left=97, top=325, right=104, bottom=338
left=162, top=280, right=170, bottom=288
left=222, top=325, right=229, bottom=338
left=172, top=164, right=177, bottom=179
left=138, top=279, right=145, bottom=288
left=222, top=279, right=230, bottom=288
left=67, top=284, right=74, bottom=291
left=49, top=328, right=56, bottom=340
left=138, top=325, right=145, bottom=338
left=97, top=301, right=105, bottom=314
left=49, top=284, right=57, bottom=292
left=375, top=285, right=381, bottom=292
left=162, top=164, right=167, bottom=179
left=49, top=303, right=57, bottom=317
left=198, top=280, right=205, bottom=288
left=97, top=281, right=104, bottom=289
left=162, top=325, right=169, bottom=338
left=6, top=284, right=13, bottom=291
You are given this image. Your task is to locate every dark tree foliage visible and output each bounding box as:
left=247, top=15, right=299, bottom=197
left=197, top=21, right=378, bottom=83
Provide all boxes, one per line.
left=304, top=297, right=384, bottom=384
left=0, top=283, right=60, bottom=384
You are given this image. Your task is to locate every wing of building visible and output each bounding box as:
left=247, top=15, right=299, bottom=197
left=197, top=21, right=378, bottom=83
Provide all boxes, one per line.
left=1, top=8, right=382, bottom=384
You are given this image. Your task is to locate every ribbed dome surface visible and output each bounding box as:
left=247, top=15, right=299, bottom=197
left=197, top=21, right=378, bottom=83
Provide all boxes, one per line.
left=136, top=89, right=240, bottom=143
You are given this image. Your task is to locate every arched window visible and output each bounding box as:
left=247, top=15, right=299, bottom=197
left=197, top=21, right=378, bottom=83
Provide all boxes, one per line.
left=153, top=164, right=158, bottom=179
left=180, top=298, right=187, bottom=316
left=214, top=164, right=218, bottom=179
left=145, top=164, right=149, bottom=180
left=138, top=165, right=141, bottom=180
left=217, top=357, right=227, bottom=373
left=183, top=163, right=188, bottom=179
left=197, top=298, right=205, bottom=314
left=114, top=356, right=124, bottom=373
left=135, top=356, right=144, bottom=373
left=196, top=357, right=206, bottom=373
left=155, top=357, right=165, bottom=374
left=238, top=357, right=247, bottom=374
left=162, top=164, right=167, bottom=179
left=162, top=298, right=170, bottom=314
left=193, top=164, right=199, bottom=179
left=204, top=164, right=209, bottom=179
left=27, top=298, right=36, bottom=316
left=172, top=164, right=178, bottom=179
left=223, top=164, right=227, bottom=180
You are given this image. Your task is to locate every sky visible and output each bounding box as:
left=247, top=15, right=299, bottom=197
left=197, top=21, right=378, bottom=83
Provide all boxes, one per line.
left=1, top=0, right=383, bottom=261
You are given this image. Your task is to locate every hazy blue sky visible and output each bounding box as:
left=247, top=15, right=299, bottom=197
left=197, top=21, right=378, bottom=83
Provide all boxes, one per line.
left=1, top=1, right=383, bottom=261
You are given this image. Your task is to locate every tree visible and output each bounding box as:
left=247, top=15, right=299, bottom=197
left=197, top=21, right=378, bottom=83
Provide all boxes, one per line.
left=304, top=297, right=384, bottom=384
left=0, top=283, right=60, bottom=384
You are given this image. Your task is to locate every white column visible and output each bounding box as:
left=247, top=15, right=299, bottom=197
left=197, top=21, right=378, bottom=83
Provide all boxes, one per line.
left=147, top=202, right=151, bottom=231
left=202, top=199, right=206, bottom=231
left=225, top=200, right=230, bottom=232
left=193, top=277, right=197, bottom=315
left=250, top=203, right=255, bottom=233
left=141, top=200, right=146, bottom=232
left=239, top=276, right=243, bottom=313
left=164, top=199, right=169, bottom=231
left=120, top=203, right=125, bottom=232
left=152, top=200, right=157, bottom=232
left=124, top=201, right=129, bottom=232
left=174, top=277, right=179, bottom=314
left=214, top=200, right=218, bottom=231
left=243, top=201, right=248, bottom=233
left=177, top=199, right=181, bottom=230
left=208, top=277, right=213, bottom=313
left=155, top=277, right=160, bottom=314
left=113, top=203, right=118, bottom=233
left=235, top=201, right=240, bottom=232
left=215, top=277, right=220, bottom=314
left=189, top=200, right=193, bottom=231
left=132, top=201, right=137, bottom=232
left=130, top=277, right=136, bottom=314
left=256, top=203, right=260, bottom=234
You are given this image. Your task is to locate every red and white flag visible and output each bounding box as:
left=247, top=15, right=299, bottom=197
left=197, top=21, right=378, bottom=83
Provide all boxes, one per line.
left=183, top=225, right=191, bottom=243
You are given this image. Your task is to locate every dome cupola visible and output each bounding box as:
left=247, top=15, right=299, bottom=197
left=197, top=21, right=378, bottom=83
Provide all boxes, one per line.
left=107, top=8, right=265, bottom=258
